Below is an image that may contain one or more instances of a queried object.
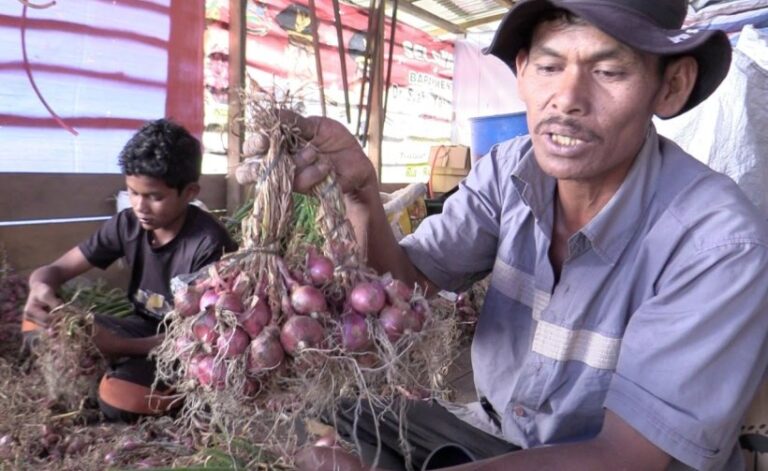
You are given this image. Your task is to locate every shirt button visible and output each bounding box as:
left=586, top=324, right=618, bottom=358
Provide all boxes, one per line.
left=513, top=405, right=526, bottom=417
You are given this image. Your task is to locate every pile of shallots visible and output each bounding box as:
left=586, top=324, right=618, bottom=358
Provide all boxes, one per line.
left=156, top=246, right=435, bottom=396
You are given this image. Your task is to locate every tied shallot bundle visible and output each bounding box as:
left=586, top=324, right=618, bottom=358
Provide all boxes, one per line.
left=0, top=253, right=28, bottom=353
left=152, top=90, right=459, bottom=465
left=35, top=304, right=106, bottom=412
left=0, top=251, right=28, bottom=325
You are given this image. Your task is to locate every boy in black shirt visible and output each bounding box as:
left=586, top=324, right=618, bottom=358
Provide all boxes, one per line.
left=22, top=119, right=237, bottom=421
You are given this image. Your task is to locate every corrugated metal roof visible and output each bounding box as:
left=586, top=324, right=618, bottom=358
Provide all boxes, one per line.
left=343, top=0, right=513, bottom=37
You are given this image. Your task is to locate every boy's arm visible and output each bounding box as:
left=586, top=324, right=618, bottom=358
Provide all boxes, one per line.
left=92, top=325, right=163, bottom=357
left=23, top=246, right=94, bottom=326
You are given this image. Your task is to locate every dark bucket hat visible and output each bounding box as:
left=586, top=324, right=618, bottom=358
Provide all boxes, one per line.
left=485, top=0, right=732, bottom=116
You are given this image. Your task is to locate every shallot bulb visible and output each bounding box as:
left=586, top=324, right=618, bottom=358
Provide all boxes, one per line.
left=456, top=291, right=470, bottom=308
left=192, top=311, right=218, bottom=345
left=280, top=315, right=324, bottom=355
left=290, top=285, right=328, bottom=316
left=307, top=247, right=334, bottom=286
left=216, top=327, right=250, bottom=358
left=199, top=289, right=220, bottom=311
left=194, top=355, right=226, bottom=389
left=379, top=305, right=423, bottom=342
left=246, top=327, right=285, bottom=374
left=340, top=312, right=371, bottom=352
left=238, top=298, right=271, bottom=338
left=349, top=282, right=386, bottom=314
left=174, top=335, right=196, bottom=360
left=216, top=292, right=244, bottom=315
left=281, top=292, right=296, bottom=318
left=186, top=354, right=205, bottom=380
left=242, top=378, right=261, bottom=397
left=384, top=278, right=413, bottom=308
left=174, top=288, right=201, bottom=317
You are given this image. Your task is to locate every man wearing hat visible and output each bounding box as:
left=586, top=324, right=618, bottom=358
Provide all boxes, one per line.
left=289, top=0, right=768, bottom=469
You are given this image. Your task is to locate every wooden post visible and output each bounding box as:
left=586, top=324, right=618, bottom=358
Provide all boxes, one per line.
left=227, top=0, right=246, bottom=214
left=365, top=1, right=386, bottom=181
left=331, top=0, right=351, bottom=124
left=307, top=0, right=327, bottom=117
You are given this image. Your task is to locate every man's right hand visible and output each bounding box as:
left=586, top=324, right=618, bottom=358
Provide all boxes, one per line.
left=282, top=112, right=379, bottom=205
left=23, top=282, right=62, bottom=327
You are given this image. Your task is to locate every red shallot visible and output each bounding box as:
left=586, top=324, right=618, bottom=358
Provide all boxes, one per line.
left=280, top=315, right=324, bottom=355
left=349, top=281, right=386, bottom=314
left=199, top=289, right=220, bottom=311
left=246, top=327, right=285, bottom=374
left=174, top=288, right=201, bottom=317
left=192, top=311, right=219, bottom=345
left=307, top=247, right=334, bottom=286
left=340, top=312, right=371, bottom=352
left=216, top=326, right=250, bottom=358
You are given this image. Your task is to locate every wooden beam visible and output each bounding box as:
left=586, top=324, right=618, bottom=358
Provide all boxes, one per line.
left=457, top=12, right=506, bottom=30
left=227, top=0, right=246, bottom=214
left=431, top=0, right=470, bottom=19
left=493, top=0, right=515, bottom=9
left=396, top=0, right=465, bottom=34
left=0, top=174, right=227, bottom=222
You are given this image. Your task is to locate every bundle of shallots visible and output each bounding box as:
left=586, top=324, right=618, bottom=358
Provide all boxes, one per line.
left=151, top=91, right=459, bottom=463
left=36, top=304, right=106, bottom=412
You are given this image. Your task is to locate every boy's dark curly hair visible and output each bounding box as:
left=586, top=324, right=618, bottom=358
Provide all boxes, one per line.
left=118, top=118, right=202, bottom=192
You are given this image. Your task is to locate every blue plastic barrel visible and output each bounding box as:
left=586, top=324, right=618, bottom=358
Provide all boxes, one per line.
left=469, top=112, right=528, bottom=161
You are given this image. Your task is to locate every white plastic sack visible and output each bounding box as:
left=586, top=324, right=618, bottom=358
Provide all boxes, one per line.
left=655, top=25, right=768, bottom=216
left=381, top=182, right=427, bottom=241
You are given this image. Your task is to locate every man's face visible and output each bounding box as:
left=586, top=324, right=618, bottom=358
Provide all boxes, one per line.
left=125, top=175, right=195, bottom=232
left=516, top=20, right=664, bottom=186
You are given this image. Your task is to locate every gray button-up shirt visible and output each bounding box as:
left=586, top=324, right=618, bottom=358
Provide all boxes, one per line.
left=401, top=126, right=768, bottom=470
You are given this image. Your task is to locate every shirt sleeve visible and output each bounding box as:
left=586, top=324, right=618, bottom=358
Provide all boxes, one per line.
left=189, top=228, right=237, bottom=273
left=400, top=147, right=508, bottom=293
left=605, top=241, right=768, bottom=470
left=77, top=212, right=126, bottom=269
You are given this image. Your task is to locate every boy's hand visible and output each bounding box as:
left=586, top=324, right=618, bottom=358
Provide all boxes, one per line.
left=22, top=283, right=62, bottom=326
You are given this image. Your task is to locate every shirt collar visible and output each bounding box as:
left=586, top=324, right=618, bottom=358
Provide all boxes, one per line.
left=581, top=125, right=661, bottom=263
left=509, top=142, right=556, bottom=226
left=509, top=126, right=662, bottom=264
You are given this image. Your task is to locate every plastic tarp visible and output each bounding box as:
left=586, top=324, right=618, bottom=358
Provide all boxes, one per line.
left=451, top=39, right=525, bottom=147
left=655, top=25, right=768, bottom=216
left=687, top=0, right=768, bottom=19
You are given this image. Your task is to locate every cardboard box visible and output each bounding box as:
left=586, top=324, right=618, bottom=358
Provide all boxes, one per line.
left=428, top=145, right=471, bottom=170
left=431, top=166, right=469, bottom=193
left=429, top=145, right=470, bottom=193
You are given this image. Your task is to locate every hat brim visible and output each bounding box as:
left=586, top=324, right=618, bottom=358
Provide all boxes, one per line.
left=485, top=0, right=732, bottom=117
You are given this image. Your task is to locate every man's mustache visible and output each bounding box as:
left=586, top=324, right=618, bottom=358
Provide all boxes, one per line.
left=534, top=117, right=601, bottom=143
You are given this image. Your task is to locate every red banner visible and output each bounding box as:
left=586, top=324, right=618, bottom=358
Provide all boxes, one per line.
left=204, top=0, right=455, bottom=182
